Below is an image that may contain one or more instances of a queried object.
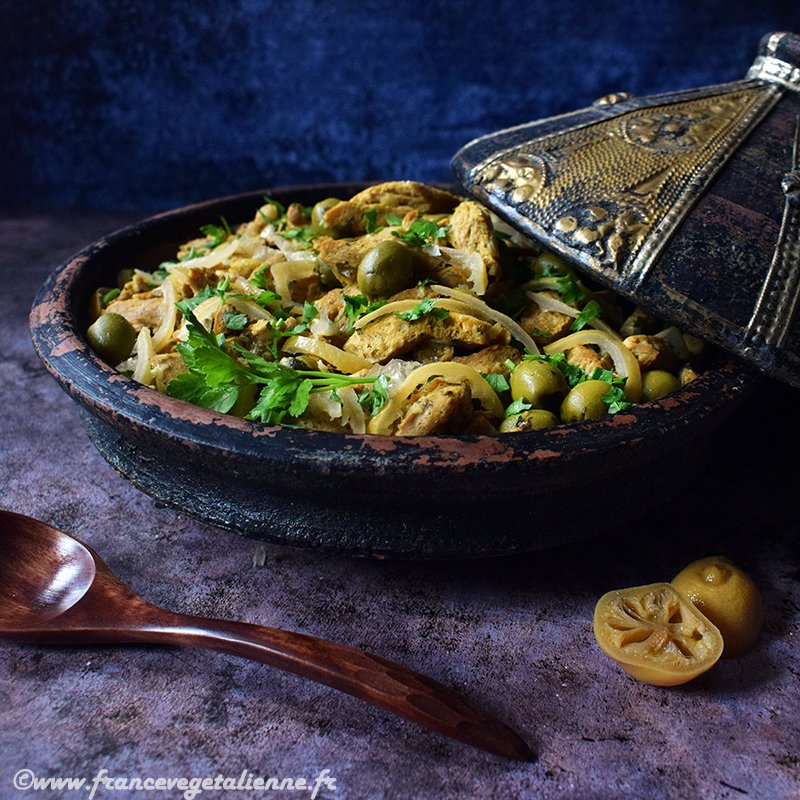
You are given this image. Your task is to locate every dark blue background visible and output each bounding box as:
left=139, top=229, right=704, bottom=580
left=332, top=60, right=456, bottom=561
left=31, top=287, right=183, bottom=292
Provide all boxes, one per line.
left=4, top=0, right=800, bottom=212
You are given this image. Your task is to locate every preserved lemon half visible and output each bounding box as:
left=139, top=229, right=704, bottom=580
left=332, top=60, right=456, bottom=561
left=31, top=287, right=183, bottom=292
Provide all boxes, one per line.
left=593, top=582, right=724, bottom=686
left=671, top=556, right=764, bottom=657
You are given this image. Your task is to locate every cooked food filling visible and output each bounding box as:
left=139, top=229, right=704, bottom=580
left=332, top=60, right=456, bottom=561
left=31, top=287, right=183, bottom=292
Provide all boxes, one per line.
left=87, top=181, right=707, bottom=435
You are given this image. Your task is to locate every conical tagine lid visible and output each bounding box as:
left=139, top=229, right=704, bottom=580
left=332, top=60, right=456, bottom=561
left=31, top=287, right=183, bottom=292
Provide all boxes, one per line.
left=452, top=31, right=800, bottom=387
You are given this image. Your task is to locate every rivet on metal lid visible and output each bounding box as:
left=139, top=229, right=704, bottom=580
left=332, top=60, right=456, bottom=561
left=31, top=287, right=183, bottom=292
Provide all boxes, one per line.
left=452, top=31, right=800, bottom=388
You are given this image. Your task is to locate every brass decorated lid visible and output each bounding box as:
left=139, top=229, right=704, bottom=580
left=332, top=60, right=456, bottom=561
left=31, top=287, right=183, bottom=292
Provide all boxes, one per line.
left=452, top=31, right=800, bottom=388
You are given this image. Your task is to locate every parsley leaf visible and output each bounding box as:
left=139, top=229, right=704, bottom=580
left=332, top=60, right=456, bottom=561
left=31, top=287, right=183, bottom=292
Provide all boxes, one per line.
left=571, top=299, right=602, bottom=331
left=363, top=208, right=380, bottom=234
left=342, top=294, right=387, bottom=331
left=555, top=273, right=586, bottom=305
left=392, top=218, right=448, bottom=247
left=222, top=311, right=248, bottom=331
left=280, top=227, right=316, bottom=247
left=482, top=373, right=510, bottom=394
left=385, top=212, right=404, bottom=227
left=101, top=288, right=120, bottom=306
left=199, top=217, right=232, bottom=248
left=523, top=351, right=585, bottom=388
left=504, top=398, right=533, bottom=418
left=602, top=383, right=635, bottom=414
left=358, top=374, right=389, bottom=416
left=397, top=298, right=449, bottom=321
left=168, top=309, right=383, bottom=426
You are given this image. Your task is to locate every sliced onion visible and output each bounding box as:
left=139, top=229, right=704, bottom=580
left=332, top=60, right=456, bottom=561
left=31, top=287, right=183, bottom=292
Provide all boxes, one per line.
left=544, top=330, right=642, bottom=401
left=271, top=259, right=316, bottom=305
left=132, top=327, right=155, bottom=385
left=354, top=297, right=479, bottom=330
left=166, top=237, right=238, bottom=272
left=175, top=295, right=222, bottom=341
left=526, top=291, right=617, bottom=336
left=338, top=386, right=367, bottom=434
left=431, top=284, right=540, bottom=354
left=227, top=294, right=275, bottom=321
left=309, top=310, right=339, bottom=337
left=151, top=277, right=177, bottom=353
left=283, top=335, right=372, bottom=373
left=368, top=362, right=504, bottom=434
left=438, top=246, right=488, bottom=296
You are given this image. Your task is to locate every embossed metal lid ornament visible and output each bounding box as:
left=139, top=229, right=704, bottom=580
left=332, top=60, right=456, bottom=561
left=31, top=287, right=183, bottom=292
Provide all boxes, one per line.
left=452, top=31, right=800, bottom=388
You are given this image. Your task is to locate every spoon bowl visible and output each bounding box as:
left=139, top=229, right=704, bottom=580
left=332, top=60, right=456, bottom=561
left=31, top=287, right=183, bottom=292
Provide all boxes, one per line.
left=0, top=508, right=533, bottom=761
left=0, top=512, right=96, bottom=629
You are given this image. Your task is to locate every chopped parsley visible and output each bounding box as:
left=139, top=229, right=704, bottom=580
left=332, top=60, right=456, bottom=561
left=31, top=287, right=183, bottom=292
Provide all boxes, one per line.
left=342, top=294, right=387, bottom=331
left=385, top=212, right=405, bottom=227
left=176, top=277, right=231, bottom=315
left=101, top=288, right=121, bottom=307
left=396, top=298, right=449, bottom=322
left=222, top=311, right=248, bottom=331
left=279, top=226, right=316, bottom=247
left=555, top=273, right=586, bottom=305
left=571, top=299, right=602, bottom=331
left=504, top=397, right=533, bottom=418
left=358, top=374, right=389, bottom=416
left=363, top=208, right=380, bottom=234
left=392, top=218, right=448, bottom=248
left=482, top=373, right=510, bottom=394
left=199, top=217, right=232, bottom=249
left=167, top=309, right=383, bottom=424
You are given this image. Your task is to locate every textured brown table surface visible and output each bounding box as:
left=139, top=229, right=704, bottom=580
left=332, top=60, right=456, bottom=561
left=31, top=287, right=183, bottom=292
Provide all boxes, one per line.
left=1, top=213, right=798, bottom=800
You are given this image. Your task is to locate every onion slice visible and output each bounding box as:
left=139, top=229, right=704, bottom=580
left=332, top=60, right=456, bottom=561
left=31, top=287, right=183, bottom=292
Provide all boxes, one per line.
left=283, top=335, right=372, bottom=373
left=151, top=278, right=177, bottom=353
left=432, top=284, right=540, bottom=354
left=368, top=362, right=505, bottom=434
left=354, top=297, right=480, bottom=330
left=526, top=291, right=618, bottom=336
left=166, top=238, right=238, bottom=272
left=544, top=330, right=642, bottom=401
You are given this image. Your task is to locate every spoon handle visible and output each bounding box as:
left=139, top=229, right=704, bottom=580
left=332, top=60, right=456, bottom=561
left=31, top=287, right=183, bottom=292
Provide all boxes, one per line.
left=123, top=612, right=533, bottom=761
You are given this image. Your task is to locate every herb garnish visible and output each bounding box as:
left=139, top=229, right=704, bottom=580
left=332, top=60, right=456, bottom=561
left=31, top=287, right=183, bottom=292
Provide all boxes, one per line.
left=392, top=219, right=448, bottom=248
left=167, top=309, right=382, bottom=424
left=342, top=294, right=387, bottom=331
left=199, top=217, right=232, bottom=249
left=571, top=299, right=602, bottom=331
left=396, top=298, right=449, bottom=322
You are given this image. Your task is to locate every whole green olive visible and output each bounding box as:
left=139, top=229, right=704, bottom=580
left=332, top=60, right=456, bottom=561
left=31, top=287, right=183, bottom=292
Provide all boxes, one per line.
left=559, top=380, right=611, bottom=423
left=509, top=360, right=568, bottom=410
left=311, top=197, right=342, bottom=231
left=357, top=239, right=414, bottom=298
left=86, top=312, right=137, bottom=365
left=641, top=369, right=681, bottom=402
left=499, top=409, right=559, bottom=432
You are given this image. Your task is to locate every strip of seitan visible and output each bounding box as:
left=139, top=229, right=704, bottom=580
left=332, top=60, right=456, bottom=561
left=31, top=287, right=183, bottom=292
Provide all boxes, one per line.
left=622, top=334, right=680, bottom=372
left=448, top=200, right=500, bottom=278
left=519, top=292, right=573, bottom=344
left=453, top=344, right=522, bottom=374
left=323, top=181, right=460, bottom=237
left=105, top=293, right=165, bottom=332
left=566, top=344, right=613, bottom=375
left=394, top=377, right=474, bottom=436
left=344, top=311, right=509, bottom=363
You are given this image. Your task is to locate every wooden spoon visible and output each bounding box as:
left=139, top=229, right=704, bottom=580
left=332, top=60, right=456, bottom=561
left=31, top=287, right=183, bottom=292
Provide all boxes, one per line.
left=0, top=509, right=533, bottom=761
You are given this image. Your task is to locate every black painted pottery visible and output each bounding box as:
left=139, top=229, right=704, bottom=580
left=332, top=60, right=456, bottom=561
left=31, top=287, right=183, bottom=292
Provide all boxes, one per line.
left=29, top=184, right=758, bottom=558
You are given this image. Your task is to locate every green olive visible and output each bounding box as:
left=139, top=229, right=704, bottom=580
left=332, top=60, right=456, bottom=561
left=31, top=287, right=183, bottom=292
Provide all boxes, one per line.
left=116, top=268, right=134, bottom=288
left=86, top=312, right=137, bottom=365
left=357, top=240, right=414, bottom=298
left=533, top=251, right=568, bottom=276
left=499, top=409, right=559, bottom=432
left=311, top=197, right=342, bottom=231
left=560, top=380, right=611, bottom=423
left=89, top=287, right=116, bottom=320
left=509, top=360, right=568, bottom=410
left=641, top=370, right=681, bottom=402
